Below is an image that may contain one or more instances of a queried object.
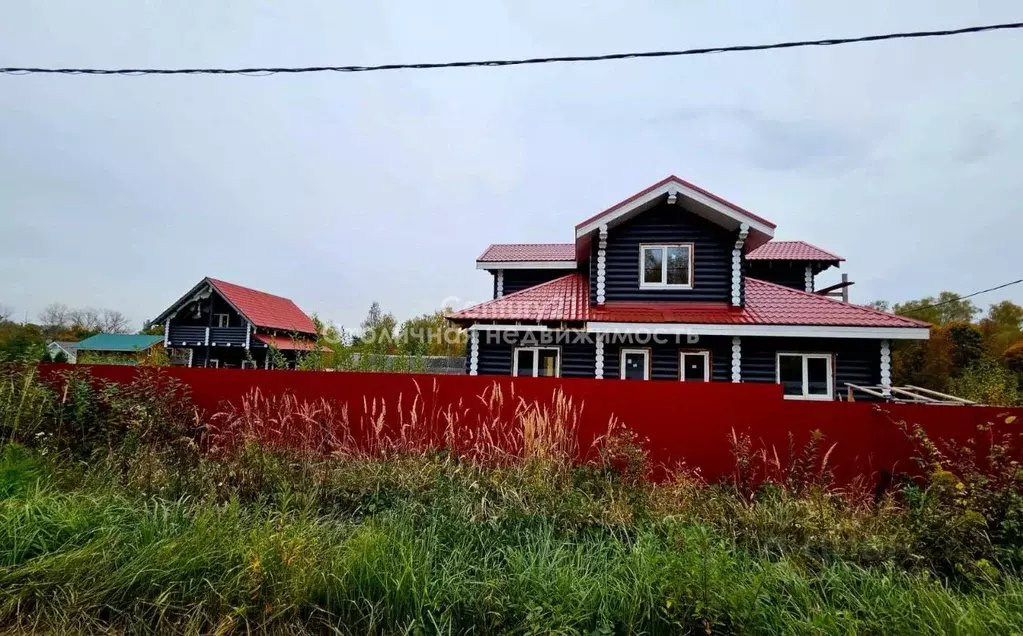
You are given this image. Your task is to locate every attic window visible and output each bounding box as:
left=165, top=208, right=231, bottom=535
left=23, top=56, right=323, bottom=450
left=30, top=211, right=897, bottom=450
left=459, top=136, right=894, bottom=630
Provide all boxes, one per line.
left=640, top=244, right=692, bottom=289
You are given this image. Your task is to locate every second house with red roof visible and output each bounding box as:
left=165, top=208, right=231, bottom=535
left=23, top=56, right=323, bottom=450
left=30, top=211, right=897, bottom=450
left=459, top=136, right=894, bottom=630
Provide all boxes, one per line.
left=151, top=277, right=319, bottom=369
left=448, top=176, right=930, bottom=400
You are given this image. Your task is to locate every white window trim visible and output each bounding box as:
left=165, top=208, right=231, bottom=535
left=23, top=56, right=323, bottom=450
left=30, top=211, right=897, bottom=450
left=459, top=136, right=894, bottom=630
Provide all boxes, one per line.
left=512, top=346, right=561, bottom=378
left=776, top=352, right=834, bottom=401
left=207, top=359, right=220, bottom=369
left=214, top=313, right=230, bottom=328
left=639, top=243, right=693, bottom=289
left=679, top=350, right=711, bottom=382
left=620, top=348, right=650, bottom=380
left=241, top=360, right=257, bottom=369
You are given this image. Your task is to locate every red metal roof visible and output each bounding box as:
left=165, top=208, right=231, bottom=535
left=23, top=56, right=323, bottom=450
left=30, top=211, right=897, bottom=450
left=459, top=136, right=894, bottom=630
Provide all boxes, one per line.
left=746, top=240, right=844, bottom=262
left=448, top=274, right=928, bottom=328
left=208, top=278, right=317, bottom=334
left=477, top=243, right=576, bottom=262
left=575, top=175, right=777, bottom=231
left=253, top=334, right=323, bottom=351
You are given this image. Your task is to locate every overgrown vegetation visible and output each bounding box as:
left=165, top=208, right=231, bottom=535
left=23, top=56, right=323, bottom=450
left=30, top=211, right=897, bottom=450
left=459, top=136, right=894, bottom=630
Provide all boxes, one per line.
left=1, top=363, right=1023, bottom=633
left=870, top=295, right=1023, bottom=404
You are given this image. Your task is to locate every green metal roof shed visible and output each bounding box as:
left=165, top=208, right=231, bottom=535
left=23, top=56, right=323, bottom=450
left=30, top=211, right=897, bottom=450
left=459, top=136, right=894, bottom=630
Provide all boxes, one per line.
left=75, top=334, right=164, bottom=352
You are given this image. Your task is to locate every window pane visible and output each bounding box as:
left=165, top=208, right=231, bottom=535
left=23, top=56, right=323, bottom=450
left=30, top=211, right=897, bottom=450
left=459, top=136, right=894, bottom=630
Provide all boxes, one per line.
left=666, top=246, right=690, bottom=285
left=807, top=357, right=830, bottom=396
left=643, top=248, right=663, bottom=283
left=623, top=352, right=647, bottom=380
left=538, top=350, right=559, bottom=377
left=778, top=355, right=804, bottom=396
left=515, top=349, right=535, bottom=377
left=682, top=353, right=707, bottom=382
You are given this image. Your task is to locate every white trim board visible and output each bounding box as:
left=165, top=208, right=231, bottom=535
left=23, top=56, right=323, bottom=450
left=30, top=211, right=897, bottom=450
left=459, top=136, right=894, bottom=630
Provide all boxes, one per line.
left=586, top=322, right=929, bottom=340
left=575, top=178, right=775, bottom=241
left=467, top=324, right=553, bottom=332
left=477, top=260, right=577, bottom=270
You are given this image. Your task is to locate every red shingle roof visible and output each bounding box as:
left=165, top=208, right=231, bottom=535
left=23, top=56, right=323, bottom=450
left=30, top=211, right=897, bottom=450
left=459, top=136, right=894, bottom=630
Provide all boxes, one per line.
left=477, top=244, right=576, bottom=262
left=208, top=278, right=317, bottom=334
left=746, top=240, right=844, bottom=262
left=448, top=274, right=927, bottom=328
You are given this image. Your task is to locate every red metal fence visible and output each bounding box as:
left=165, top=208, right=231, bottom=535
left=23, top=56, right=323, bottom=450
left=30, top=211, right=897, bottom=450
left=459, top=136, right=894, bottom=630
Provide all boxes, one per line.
left=41, top=364, right=1023, bottom=484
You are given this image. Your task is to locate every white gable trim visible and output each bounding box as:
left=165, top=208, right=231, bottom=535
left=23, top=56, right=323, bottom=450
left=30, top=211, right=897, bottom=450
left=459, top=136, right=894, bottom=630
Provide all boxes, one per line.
left=477, top=260, right=576, bottom=270
left=575, top=178, right=775, bottom=240
left=586, top=322, right=929, bottom=340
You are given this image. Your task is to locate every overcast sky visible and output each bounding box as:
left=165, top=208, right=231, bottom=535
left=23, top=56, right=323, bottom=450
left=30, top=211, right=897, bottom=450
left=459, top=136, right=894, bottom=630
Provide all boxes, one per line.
left=1, top=1, right=1021, bottom=330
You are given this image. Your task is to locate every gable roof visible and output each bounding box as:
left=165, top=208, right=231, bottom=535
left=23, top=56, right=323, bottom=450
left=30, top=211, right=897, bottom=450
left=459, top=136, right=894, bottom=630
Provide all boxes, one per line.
left=478, top=244, right=576, bottom=263
left=574, top=176, right=776, bottom=253
left=747, top=240, right=844, bottom=262
left=76, top=334, right=164, bottom=352
left=447, top=273, right=928, bottom=332
left=152, top=277, right=317, bottom=335
left=207, top=278, right=317, bottom=334
left=48, top=341, right=80, bottom=354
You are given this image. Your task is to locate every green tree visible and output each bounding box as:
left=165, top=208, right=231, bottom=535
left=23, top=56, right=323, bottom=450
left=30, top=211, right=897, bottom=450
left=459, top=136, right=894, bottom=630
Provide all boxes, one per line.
left=893, top=292, right=980, bottom=326
left=359, top=302, right=397, bottom=355
left=397, top=308, right=465, bottom=357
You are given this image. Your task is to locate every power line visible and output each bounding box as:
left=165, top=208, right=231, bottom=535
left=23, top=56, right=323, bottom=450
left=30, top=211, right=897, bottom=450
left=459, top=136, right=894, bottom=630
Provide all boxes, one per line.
left=900, top=279, right=1023, bottom=315
left=3, top=22, right=1022, bottom=77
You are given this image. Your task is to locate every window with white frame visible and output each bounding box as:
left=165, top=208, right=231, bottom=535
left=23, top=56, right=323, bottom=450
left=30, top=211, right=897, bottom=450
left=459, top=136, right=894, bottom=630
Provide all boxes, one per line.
left=513, top=347, right=560, bottom=378
left=620, top=349, right=650, bottom=380
left=207, top=359, right=220, bottom=369
left=241, top=360, right=257, bottom=369
left=214, top=313, right=230, bottom=328
left=776, top=353, right=833, bottom=400
left=640, top=244, right=693, bottom=288
left=680, top=351, right=710, bottom=382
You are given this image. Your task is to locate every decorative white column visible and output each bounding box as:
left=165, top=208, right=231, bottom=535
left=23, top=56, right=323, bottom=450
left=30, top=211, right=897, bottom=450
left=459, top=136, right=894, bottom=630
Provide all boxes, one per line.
left=244, top=322, right=251, bottom=349
left=163, top=320, right=170, bottom=347
left=204, top=326, right=210, bottom=346
left=731, top=336, right=742, bottom=383
left=594, top=334, right=605, bottom=379
left=496, top=270, right=504, bottom=298
left=468, top=330, right=480, bottom=376
left=596, top=224, right=608, bottom=304
left=731, top=223, right=749, bottom=306
left=804, top=265, right=814, bottom=293
left=880, top=339, right=892, bottom=398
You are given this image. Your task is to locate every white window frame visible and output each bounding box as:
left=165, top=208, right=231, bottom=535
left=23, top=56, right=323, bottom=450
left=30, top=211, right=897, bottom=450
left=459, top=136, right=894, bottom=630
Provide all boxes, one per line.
left=775, top=352, right=834, bottom=401
left=620, top=348, right=650, bottom=380
left=679, top=350, right=711, bottom=382
left=639, top=243, right=694, bottom=289
left=512, top=347, right=561, bottom=378
left=241, top=360, right=257, bottom=369
left=214, top=313, right=230, bottom=328
left=207, top=359, right=220, bottom=369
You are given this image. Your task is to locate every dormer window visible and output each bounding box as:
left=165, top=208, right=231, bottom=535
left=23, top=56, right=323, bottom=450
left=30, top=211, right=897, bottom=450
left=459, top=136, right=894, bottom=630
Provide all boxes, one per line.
left=640, top=244, right=693, bottom=289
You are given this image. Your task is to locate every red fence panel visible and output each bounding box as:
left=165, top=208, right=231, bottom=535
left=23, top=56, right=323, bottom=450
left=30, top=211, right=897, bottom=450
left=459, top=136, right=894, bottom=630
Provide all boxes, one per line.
left=38, top=364, right=1023, bottom=484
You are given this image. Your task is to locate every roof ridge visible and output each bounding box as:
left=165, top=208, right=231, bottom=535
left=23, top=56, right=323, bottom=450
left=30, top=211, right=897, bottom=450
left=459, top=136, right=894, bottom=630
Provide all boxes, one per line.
left=746, top=277, right=930, bottom=327
left=207, top=277, right=296, bottom=303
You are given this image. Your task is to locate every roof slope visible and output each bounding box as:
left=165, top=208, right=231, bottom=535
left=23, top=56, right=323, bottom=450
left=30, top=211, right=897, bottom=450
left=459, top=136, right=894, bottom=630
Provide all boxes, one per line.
left=76, top=334, right=164, bottom=352
left=448, top=273, right=928, bottom=328
left=477, top=244, right=576, bottom=262
left=208, top=278, right=317, bottom=334
left=575, top=175, right=777, bottom=231
left=747, top=240, right=844, bottom=262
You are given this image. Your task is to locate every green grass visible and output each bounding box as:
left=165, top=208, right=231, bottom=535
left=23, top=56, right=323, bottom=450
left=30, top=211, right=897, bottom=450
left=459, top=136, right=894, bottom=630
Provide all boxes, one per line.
left=1, top=448, right=1023, bottom=635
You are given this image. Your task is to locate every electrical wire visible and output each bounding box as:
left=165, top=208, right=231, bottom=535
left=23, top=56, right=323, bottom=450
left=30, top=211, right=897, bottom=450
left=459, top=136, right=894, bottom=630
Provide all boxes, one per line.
left=2, top=22, right=1022, bottom=76
left=900, top=279, right=1023, bottom=315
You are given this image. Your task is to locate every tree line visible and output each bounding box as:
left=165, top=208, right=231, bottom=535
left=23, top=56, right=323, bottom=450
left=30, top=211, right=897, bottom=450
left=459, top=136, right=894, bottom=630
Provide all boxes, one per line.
left=868, top=293, right=1023, bottom=404
left=0, top=302, right=139, bottom=361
